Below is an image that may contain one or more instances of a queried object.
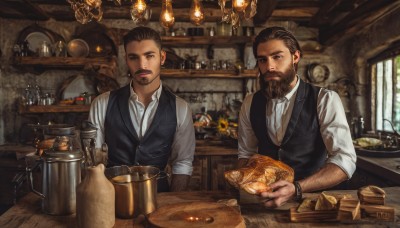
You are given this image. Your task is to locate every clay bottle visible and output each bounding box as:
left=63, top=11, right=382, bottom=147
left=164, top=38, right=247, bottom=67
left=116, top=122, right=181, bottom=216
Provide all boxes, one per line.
left=76, top=163, right=115, bottom=228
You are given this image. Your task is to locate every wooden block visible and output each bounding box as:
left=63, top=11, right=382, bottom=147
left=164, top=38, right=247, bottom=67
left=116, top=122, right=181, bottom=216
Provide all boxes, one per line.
left=360, top=204, right=395, bottom=221
left=358, top=185, right=385, bottom=205
left=337, top=198, right=361, bottom=221
left=290, top=207, right=338, bottom=223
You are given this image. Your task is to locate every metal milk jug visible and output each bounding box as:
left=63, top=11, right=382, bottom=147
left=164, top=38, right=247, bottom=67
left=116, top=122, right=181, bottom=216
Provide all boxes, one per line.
left=27, top=150, right=83, bottom=215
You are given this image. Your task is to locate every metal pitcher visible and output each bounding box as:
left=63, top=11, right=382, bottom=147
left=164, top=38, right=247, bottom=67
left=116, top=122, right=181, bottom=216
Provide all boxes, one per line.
left=27, top=150, right=83, bottom=215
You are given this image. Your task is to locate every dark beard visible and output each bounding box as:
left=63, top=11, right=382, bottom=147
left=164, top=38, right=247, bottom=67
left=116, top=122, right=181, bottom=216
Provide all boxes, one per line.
left=132, top=69, right=159, bottom=85
left=259, top=66, right=296, bottom=99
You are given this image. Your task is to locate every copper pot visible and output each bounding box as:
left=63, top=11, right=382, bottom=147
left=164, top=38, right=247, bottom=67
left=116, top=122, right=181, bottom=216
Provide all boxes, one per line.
left=110, top=166, right=166, bottom=218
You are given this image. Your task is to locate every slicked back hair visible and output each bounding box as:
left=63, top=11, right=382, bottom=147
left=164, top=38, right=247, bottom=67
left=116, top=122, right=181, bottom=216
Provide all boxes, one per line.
left=253, top=26, right=302, bottom=59
left=123, top=26, right=162, bottom=51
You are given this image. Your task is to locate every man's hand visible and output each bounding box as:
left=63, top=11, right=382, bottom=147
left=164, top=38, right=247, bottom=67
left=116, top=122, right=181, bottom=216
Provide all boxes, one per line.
left=170, top=174, right=190, bottom=192
left=259, top=180, right=295, bottom=208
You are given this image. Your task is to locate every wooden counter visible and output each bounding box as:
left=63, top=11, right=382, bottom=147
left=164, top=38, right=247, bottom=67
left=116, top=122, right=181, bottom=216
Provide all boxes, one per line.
left=191, top=139, right=238, bottom=191
left=356, top=155, right=400, bottom=185
left=0, top=187, right=399, bottom=227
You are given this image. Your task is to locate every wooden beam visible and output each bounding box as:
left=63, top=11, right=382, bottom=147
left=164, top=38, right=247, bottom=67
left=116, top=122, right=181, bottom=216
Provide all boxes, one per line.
left=320, top=0, right=400, bottom=45
left=309, top=0, right=344, bottom=27
left=253, top=0, right=278, bottom=26
left=23, top=0, right=51, bottom=20
left=0, top=0, right=49, bottom=20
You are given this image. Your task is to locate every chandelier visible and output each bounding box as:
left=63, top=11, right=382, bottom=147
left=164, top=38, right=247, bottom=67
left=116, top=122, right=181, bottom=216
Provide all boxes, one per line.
left=219, top=0, right=257, bottom=29
left=67, top=0, right=151, bottom=25
left=67, top=0, right=257, bottom=29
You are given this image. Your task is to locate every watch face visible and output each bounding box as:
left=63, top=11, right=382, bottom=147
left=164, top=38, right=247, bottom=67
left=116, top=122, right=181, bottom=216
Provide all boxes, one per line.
left=307, top=63, right=330, bottom=83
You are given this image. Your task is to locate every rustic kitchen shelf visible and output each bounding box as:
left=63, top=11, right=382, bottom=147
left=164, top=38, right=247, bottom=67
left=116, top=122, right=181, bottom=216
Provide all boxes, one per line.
left=161, top=69, right=258, bottom=78
left=13, top=56, right=113, bottom=70
left=18, top=104, right=90, bottom=114
left=161, top=36, right=254, bottom=46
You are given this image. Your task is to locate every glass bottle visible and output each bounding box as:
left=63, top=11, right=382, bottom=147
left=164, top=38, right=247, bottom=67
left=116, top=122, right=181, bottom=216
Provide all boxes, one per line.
left=356, top=116, right=364, bottom=138
left=24, top=84, right=34, bottom=106
left=34, top=85, right=41, bottom=105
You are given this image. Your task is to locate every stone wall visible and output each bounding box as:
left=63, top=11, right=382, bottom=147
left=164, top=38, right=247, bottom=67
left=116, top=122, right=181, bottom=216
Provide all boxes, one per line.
left=330, top=7, right=400, bottom=131
left=2, top=12, right=395, bottom=144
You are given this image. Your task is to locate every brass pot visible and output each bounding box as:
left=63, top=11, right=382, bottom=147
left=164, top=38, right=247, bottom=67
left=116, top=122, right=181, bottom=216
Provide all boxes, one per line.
left=110, top=166, right=164, bottom=218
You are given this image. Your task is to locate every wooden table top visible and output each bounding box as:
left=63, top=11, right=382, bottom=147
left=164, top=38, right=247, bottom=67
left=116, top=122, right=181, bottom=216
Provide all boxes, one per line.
left=0, top=187, right=399, bottom=228
left=357, top=155, right=400, bottom=185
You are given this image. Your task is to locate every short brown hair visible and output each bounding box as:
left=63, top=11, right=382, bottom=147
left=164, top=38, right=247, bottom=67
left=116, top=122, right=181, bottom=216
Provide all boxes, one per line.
left=123, top=26, right=162, bottom=50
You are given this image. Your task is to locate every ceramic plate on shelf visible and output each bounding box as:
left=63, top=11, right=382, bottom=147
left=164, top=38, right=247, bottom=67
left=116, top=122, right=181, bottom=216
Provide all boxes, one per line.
left=25, top=32, right=52, bottom=54
left=307, top=63, right=330, bottom=83
left=67, top=39, right=89, bottom=57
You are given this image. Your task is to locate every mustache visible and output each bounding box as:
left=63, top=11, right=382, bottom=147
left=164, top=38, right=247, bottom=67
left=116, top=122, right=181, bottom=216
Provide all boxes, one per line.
left=134, top=69, right=152, bottom=75
left=260, top=71, right=284, bottom=79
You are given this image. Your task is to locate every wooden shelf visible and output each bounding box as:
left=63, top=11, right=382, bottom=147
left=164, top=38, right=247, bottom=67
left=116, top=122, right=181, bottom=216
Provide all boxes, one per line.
left=161, top=36, right=254, bottom=46
left=13, top=56, right=114, bottom=69
left=161, top=69, right=258, bottom=78
left=18, top=104, right=90, bottom=114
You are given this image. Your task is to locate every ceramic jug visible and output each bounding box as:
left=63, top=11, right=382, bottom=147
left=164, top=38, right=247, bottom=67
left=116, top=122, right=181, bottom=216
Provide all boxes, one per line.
left=76, top=164, right=115, bottom=228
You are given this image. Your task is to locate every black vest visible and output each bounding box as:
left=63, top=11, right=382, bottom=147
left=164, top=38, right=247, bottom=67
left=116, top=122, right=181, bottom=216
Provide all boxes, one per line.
left=250, top=79, right=326, bottom=180
left=104, top=85, right=177, bottom=191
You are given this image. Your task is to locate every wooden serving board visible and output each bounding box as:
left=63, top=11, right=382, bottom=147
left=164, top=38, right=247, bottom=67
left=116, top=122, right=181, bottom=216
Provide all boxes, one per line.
left=290, top=207, right=338, bottom=222
left=148, top=202, right=245, bottom=228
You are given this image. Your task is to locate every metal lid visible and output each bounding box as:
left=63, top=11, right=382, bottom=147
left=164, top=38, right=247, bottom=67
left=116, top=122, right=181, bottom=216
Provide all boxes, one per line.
left=42, top=150, right=83, bottom=162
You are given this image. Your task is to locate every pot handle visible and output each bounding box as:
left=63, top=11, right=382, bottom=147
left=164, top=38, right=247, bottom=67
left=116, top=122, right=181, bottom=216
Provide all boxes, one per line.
left=26, top=162, right=45, bottom=199
left=157, top=171, right=170, bottom=180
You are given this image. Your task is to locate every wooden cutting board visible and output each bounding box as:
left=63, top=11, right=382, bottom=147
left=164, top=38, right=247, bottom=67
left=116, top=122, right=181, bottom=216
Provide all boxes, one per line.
left=148, top=202, right=245, bottom=228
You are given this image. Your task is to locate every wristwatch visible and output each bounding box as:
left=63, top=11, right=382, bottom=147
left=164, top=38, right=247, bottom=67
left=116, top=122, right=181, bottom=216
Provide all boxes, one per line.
left=294, top=181, right=302, bottom=202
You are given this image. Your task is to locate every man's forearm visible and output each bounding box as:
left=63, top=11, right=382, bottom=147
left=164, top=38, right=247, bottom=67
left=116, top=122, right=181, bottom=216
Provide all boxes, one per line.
left=299, top=163, right=348, bottom=193
left=170, top=174, right=191, bottom=192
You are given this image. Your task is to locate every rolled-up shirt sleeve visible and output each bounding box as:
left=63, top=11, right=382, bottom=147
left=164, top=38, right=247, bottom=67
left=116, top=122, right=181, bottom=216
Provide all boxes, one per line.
left=317, top=89, right=357, bottom=179
left=238, top=94, right=258, bottom=159
left=88, top=92, right=110, bottom=149
left=169, top=97, right=195, bottom=175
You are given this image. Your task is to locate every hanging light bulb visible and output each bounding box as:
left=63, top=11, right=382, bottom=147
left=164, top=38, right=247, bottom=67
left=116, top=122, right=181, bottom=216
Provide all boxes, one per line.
left=233, top=0, right=249, bottom=12
left=85, top=0, right=102, bottom=9
left=190, top=0, right=205, bottom=26
left=160, top=0, right=175, bottom=29
left=133, top=0, right=147, bottom=15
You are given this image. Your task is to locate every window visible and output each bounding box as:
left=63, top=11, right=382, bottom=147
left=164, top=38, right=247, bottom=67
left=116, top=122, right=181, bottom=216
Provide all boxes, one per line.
left=371, top=52, right=400, bottom=133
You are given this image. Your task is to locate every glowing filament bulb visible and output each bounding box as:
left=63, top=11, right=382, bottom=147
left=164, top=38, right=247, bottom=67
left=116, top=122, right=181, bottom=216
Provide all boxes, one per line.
left=160, top=0, right=175, bottom=28
left=190, top=0, right=204, bottom=26
left=134, top=0, right=147, bottom=14
left=233, top=0, right=249, bottom=12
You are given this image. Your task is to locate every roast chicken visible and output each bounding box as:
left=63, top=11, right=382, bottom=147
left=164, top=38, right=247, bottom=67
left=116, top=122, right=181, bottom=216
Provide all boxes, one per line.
left=224, top=154, right=294, bottom=194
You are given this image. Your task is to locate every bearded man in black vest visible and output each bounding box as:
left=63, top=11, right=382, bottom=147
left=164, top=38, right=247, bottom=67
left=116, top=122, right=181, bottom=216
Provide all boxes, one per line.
left=238, top=27, right=356, bottom=207
left=89, top=26, right=195, bottom=192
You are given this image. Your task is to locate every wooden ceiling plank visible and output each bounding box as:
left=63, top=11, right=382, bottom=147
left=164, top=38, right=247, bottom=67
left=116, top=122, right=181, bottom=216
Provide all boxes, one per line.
left=276, top=0, right=320, bottom=9
left=309, top=0, right=344, bottom=26
left=23, top=0, right=51, bottom=20
left=272, top=8, right=318, bottom=18
left=320, top=0, right=400, bottom=45
left=0, top=0, right=49, bottom=20
left=253, top=0, right=278, bottom=26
